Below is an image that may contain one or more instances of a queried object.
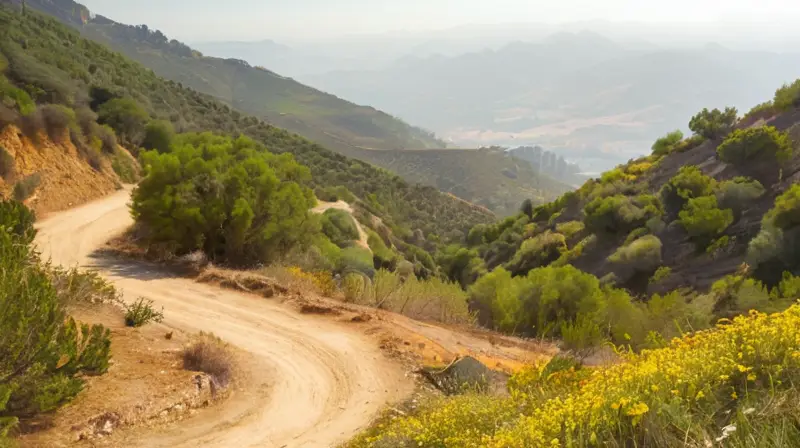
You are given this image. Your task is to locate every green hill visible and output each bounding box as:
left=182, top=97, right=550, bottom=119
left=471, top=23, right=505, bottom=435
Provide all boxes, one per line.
left=19, top=0, right=573, bottom=214
left=21, top=0, right=445, bottom=155
left=0, top=5, right=493, bottom=251
left=348, top=147, right=572, bottom=216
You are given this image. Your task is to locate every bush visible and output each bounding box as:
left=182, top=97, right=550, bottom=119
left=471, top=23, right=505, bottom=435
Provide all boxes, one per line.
left=717, top=126, right=793, bottom=166
left=649, top=266, right=672, bottom=285
left=583, top=194, right=662, bottom=234
left=774, top=79, right=800, bottom=111
left=651, top=130, right=684, bottom=156
left=96, top=124, right=118, bottom=154
left=716, top=177, right=765, bottom=216
left=437, top=244, right=485, bottom=288
left=111, top=149, right=138, bottom=183
left=131, top=133, right=316, bottom=266
left=50, top=267, right=120, bottom=306
left=97, top=97, right=149, bottom=146
left=124, top=297, right=164, bottom=327
left=0, top=200, right=111, bottom=434
left=688, top=106, right=738, bottom=140
left=39, top=104, right=76, bottom=143
left=608, top=235, right=663, bottom=273
left=337, top=246, right=375, bottom=277
left=142, top=119, right=175, bottom=153
left=555, top=220, right=585, bottom=238
left=661, top=166, right=716, bottom=215
left=764, top=184, right=800, bottom=230
left=320, top=208, right=359, bottom=248
left=505, top=231, right=566, bottom=276
left=0, top=145, right=14, bottom=179
left=743, top=101, right=776, bottom=123
left=678, top=196, right=734, bottom=246
left=13, top=172, right=41, bottom=201
left=469, top=265, right=635, bottom=340
left=182, top=333, right=234, bottom=388
left=354, top=303, right=800, bottom=447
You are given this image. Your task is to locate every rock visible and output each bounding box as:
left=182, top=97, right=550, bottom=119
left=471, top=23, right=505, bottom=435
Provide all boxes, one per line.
left=419, top=356, right=492, bottom=395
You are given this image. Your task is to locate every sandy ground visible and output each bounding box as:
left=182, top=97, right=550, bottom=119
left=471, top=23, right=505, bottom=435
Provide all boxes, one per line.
left=33, top=189, right=413, bottom=448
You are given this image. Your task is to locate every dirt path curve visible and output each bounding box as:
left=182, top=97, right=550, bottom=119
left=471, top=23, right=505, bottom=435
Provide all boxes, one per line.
left=34, top=190, right=412, bottom=448
left=312, top=201, right=371, bottom=251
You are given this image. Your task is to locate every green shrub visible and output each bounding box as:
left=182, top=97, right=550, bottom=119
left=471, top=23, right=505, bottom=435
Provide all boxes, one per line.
left=651, top=130, right=684, bottom=156
left=131, top=133, right=316, bottom=266
left=320, top=208, right=360, bottom=248
left=337, top=246, right=375, bottom=277
left=623, top=227, right=650, bottom=246
left=711, top=275, right=792, bottom=318
left=649, top=266, right=672, bottom=285
left=0, top=145, right=14, bottom=179
left=688, top=106, right=738, bottom=140
left=124, top=297, right=164, bottom=327
left=678, top=196, right=734, bottom=246
left=50, top=267, right=120, bottom=306
left=764, top=184, right=800, bottom=230
left=774, top=79, right=800, bottom=111
left=111, top=149, right=138, bottom=183
left=96, top=124, right=118, bottom=154
left=142, top=119, right=175, bottom=153
left=560, top=316, right=605, bottom=359
left=368, top=230, right=397, bottom=270
left=661, top=166, right=716, bottom=215
left=583, top=194, right=662, bottom=234
left=13, top=172, right=41, bottom=201
left=552, top=234, right=597, bottom=268
left=608, top=235, right=663, bottom=273
left=505, top=231, right=566, bottom=276
left=555, top=220, right=585, bottom=238
left=437, top=244, right=485, bottom=288
left=0, top=200, right=110, bottom=434
left=743, top=101, right=776, bottom=122
left=469, top=265, right=635, bottom=340
left=0, top=75, right=35, bottom=116
left=39, top=104, right=76, bottom=144
left=716, top=177, right=765, bottom=215
left=97, top=97, right=149, bottom=146
left=717, top=126, right=793, bottom=166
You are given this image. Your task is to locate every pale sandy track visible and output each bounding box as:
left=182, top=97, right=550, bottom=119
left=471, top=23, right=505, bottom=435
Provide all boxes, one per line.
left=34, top=190, right=412, bottom=448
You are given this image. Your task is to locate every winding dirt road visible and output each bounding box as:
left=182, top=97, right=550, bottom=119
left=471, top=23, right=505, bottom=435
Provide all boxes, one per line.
left=34, top=190, right=412, bottom=447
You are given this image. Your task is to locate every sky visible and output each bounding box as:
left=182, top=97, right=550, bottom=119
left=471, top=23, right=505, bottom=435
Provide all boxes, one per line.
left=79, top=0, right=800, bottom=41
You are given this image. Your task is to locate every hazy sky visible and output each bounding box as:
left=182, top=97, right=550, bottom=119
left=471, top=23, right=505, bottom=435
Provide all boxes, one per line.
left=80, top=0, right=800, bottom=41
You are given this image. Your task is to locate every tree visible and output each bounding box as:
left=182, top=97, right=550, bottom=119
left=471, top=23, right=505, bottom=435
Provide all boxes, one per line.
left=678, top=196, right=734, bottom=246
left=141, top=119, right=174, bottom=153
left=688, top=107, right=738, bottom=140
left=520, top=199, right=534, bottom=219
left=97, top=97, right=149, bottom=147
left=131, top=133, right=317, bottom=266
left=716, top=126, right=793, bottom=166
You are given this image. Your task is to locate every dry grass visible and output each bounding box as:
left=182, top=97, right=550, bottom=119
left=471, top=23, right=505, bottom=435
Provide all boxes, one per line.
left=182, top=332, right=235, bottom=389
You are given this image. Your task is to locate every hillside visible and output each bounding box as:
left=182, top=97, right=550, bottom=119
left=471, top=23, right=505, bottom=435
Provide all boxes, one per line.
left=348, top=147, right=572, bottom=216
left=19, top=0, right=445, bottom=155
left=0, top=5, right=493, bottom=253
left=305, top=32, right=800, bottom=170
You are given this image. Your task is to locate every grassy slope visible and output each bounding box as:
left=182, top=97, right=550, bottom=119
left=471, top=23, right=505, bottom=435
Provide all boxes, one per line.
left=473, top=108, right=800, bottom=294
left=349, top=147, right=572, bottom=216
left=24, top=0, right=445, bottom=154
left=0, top=6, right=493, bottom=246
left=22, top=0, right=572, bottom=214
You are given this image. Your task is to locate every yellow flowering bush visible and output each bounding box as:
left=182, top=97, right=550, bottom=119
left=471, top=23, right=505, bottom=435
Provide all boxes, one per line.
left=287, top=266, right=337, bottom=296
left=350, top=303, right=800, bottom=447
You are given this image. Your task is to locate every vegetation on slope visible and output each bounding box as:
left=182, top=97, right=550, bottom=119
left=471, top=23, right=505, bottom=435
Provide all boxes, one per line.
left=347, top=147, right=572, bottom=216
left=0, top=200, right=112, bottom=440
left=23, top=0, right=445, bottom=154
left=0, top=5, right=493, bottom=253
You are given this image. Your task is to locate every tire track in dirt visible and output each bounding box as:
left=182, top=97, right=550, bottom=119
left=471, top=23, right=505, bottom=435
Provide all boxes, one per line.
left=34, top=190, right=412, bottom=447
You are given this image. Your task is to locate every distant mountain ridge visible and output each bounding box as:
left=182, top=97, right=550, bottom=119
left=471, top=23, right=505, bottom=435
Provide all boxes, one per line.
left=304, top=33, right=800, bottom=170
left=18, top=0, right=447, bottom=155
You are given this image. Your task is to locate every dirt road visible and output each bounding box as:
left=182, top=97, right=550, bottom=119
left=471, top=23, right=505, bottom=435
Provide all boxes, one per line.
left=34, top=190, right=412, bottom=447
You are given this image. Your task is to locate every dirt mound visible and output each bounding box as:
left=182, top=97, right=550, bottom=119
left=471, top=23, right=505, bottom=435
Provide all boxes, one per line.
left=0, top=126, right=126, bottom=215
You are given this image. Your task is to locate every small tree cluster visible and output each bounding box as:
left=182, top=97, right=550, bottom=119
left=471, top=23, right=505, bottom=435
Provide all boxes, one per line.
left=651, top=130, right=684, bottom=156
left=660, top=166, right=716, bottom=216
left=678, top=196, right=734, bottom=247
left=131, top=133, right=317, bottom=266
left=716, top=126, right=792, bottom=166
left=583, top=194, right=662, bottom=235
left=688, top=107, right=738, bottom=140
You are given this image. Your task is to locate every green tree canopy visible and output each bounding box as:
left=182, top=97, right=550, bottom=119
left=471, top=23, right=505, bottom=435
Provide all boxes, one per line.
left=131, top=133, right=317, bottom=266
left=141, top=119, right=175, bottom=153
left=97, top=97, right=149, bottom=147
left=688, top=107, right=738, bottom=140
